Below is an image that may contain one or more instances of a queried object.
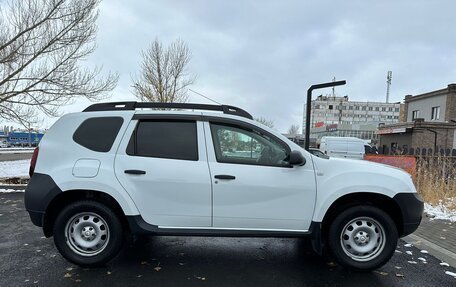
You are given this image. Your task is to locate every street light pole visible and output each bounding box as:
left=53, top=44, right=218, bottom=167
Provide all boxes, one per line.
left=305, top=80, right=346, bottom=150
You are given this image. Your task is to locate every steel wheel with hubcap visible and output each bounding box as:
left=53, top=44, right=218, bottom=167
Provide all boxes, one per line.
left=65, top=212, right=110, bottom=257
left=54, top=200, right=124, bottom=267
left=328, top=205, right=398, bottom=271
left=340, top=217, right=385, bottom=262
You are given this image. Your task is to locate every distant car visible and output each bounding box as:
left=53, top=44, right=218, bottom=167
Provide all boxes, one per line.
left=308, top=148, right=328, bottom=158
left=320, top=136, right=366, bottom=160
left=25, top=102, right=423, bottom=271
left=0, top=141, right=8, bottom=148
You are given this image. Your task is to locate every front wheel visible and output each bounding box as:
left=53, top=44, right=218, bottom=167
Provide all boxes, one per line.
left=53, top=200, right=124, bottom=267
left=327, top=205, right=398, bottom=271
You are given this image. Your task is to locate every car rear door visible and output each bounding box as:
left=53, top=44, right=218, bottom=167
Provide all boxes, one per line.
left=114, top=116, right=212, bottom=227
left=204, top=119, right=316, bottom=231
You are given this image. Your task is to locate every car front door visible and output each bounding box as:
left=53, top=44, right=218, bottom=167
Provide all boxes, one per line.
left=204, top=120, right=316, bottom=231
left=115, top=118, right=212, bottom=228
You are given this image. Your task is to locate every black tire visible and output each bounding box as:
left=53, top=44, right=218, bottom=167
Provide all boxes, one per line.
left=327, top=205, right=398, bottom=271
left=53, top=200, right=124, bottom=267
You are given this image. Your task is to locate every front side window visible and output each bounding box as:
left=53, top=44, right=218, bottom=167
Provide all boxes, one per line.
left=127, top=120, right=198, bottom=161
left=210, top=123, right=289, bottom=167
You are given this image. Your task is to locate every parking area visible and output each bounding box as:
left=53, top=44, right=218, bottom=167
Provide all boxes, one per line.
left=0, top=192, right=455, bottom=286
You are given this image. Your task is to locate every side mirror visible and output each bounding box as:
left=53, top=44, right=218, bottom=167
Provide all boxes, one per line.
left=289, top=150, right=306, bottom=166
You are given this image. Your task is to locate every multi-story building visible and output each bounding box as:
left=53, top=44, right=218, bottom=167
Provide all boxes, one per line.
left=303, top=95, right=402, bottom=142
left=378, top=84, right=456, bottom=152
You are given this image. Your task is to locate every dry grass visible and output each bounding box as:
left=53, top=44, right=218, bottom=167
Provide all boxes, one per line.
left=414, top=156, right=456, bottom=211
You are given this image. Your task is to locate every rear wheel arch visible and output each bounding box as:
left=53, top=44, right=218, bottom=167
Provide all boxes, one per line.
left=320, top=192, right=403, bottom=240
left=44, top=190, right=129, bottom=237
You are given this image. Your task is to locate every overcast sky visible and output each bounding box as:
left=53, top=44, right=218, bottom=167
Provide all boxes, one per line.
left=41, top=1, right=456, bottom=132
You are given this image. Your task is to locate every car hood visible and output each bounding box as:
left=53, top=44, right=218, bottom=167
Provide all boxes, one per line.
left=311, top=156, right=417, bottom=195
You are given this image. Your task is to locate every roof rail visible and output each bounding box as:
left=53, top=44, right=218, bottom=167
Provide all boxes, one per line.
left=83, top=102, right=253, bottom=119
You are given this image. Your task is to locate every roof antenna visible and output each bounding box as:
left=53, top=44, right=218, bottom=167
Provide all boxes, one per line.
left=189, top=89, right=222, bottom=105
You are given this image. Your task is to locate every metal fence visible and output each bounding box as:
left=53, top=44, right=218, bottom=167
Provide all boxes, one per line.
left=377, top=146, right=456, bottom=157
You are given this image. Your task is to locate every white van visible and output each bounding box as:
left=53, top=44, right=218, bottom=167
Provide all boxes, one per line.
left=320, top=136, right=366, bottom=159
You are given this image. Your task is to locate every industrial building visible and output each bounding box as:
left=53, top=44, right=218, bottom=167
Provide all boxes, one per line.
left=1, top=131, right=44, bottom=147
left=302, top=95, right=403, bottom=142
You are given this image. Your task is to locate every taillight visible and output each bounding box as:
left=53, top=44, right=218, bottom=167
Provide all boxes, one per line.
left=29, top=147, right=39, bottom=177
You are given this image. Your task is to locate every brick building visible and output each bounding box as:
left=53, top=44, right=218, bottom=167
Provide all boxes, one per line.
left=378, top=84, right=456, bottom=152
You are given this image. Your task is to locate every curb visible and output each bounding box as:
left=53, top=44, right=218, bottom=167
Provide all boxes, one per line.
left=404, top=233, right=456, bottom=268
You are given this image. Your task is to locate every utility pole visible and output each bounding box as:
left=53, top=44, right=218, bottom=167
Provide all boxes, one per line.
left=305, top=80, right=346, bottom=150
left=386, top=71, right=392, bottom=103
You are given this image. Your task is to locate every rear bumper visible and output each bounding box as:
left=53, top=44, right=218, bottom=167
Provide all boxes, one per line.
left=393, top=192, right=424, bottom=237
left=25, top=173, right=61, bottom=227
left=28, top=210, right=45, bottom=227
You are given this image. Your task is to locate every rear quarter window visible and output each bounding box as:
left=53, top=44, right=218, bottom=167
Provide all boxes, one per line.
left=73, top=117, right=124, bottom=152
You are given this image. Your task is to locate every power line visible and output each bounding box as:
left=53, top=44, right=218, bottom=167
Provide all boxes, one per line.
left=188, top=89, right=222, bottom=105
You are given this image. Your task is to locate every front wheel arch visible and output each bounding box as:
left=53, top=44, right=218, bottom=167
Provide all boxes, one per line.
left=320, top=193, right=403, bottom=242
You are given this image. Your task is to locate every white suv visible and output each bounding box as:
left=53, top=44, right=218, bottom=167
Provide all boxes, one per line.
left=25, top=102, right=423, bottom=271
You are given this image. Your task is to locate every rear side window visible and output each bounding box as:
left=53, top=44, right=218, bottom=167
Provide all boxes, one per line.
left=73, top=117, right=124, bottom=152
left=127, top=121, right=198, bottom=161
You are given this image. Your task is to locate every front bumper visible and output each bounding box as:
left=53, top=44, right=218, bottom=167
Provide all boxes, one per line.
left=393, top=192, right=424, bottom=236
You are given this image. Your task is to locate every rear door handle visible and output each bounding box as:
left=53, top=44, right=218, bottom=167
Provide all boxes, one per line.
left=125, top=169, right=146, bottom=175
left=214, top=174, right=236, bottom=180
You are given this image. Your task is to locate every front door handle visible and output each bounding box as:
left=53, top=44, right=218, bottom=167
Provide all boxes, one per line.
left=214, top=174, right=235, bottom=180
left=125, top=169, right=146, bottom=175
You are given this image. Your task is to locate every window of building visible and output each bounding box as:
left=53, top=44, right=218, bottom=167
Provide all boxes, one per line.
left=381, top=107, right=386, bottom=111
left=368, top=107, right=373, bottom=111
left=329, top=105, right=333, bottom=110
left=395, top=108, right=400, bottom=112
left=431, top=106, right=440, bottom=120
left=349, top=106, right=353, bottom=110
left=355, top=106, right=360, bottom=110
left=412, top=110, right=420, bottom=120
left=375, top=107, right=380, bottom=111
left=127, top=120, right=198, bottom=161
left=361, top=106, right=366, bottom=111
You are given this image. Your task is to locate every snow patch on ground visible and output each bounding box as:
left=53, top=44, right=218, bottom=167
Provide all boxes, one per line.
left=0, top=188, right=23, bottom=193
left=425, top=200, right=456, bottom=222
left=445, top=271, right=456, bottom=278
left=0, top=149, right=33, bottom=154
left=0, top=160, right=29, bottom=178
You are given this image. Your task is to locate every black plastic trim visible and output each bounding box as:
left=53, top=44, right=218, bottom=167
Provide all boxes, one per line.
left=25, top=173, right=62, bottom=227
left=83, top=102, right=253, bottom=120
left=126, top=215, right=318, bottom=238
left=132, top=114, right=203, bottom=121
left=393, top=192, right=424, bottom=236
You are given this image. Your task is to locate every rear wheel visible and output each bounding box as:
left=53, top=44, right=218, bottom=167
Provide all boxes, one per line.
left=53, top=200, right=124, bottom=267
left=327, top=205, right=398, bottom=271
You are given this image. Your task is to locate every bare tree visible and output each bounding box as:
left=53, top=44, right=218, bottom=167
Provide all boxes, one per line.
left=0, top=0, right=118, bottom=126
left=287, top=124, right=300, bottom=136
left=255, top=117, right=274, bottom=129
left=132, top=38, right=196, bottom=103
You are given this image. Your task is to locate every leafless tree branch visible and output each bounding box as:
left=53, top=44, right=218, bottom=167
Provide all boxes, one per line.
left=0, top=0, right=118, bottom=126
left=132, top=38, right=196, bottom=103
